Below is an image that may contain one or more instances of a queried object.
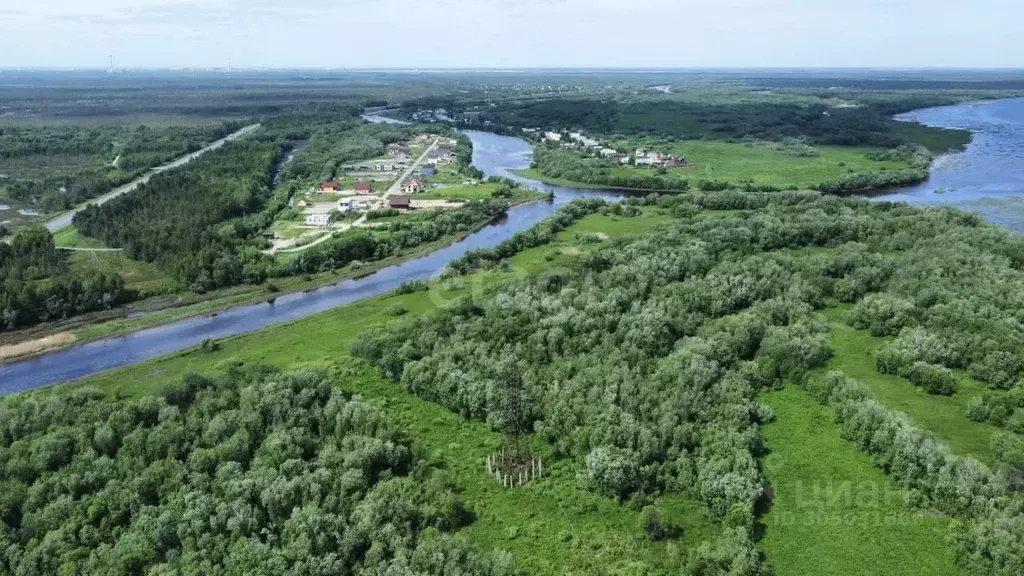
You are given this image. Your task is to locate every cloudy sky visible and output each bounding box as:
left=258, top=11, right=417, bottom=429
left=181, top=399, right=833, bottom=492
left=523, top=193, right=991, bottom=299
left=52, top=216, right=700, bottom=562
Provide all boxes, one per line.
left=2, top=0, right=1022, bottom=69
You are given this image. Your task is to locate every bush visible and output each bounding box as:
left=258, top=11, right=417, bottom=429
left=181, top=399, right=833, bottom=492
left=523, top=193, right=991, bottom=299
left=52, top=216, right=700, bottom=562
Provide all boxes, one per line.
left=199, top=338, right=221, bottom=353
left=846, top=293, right=917, bottom=336
left=901, top=361, right=957, bottom=395
left=967, top=397, right=990, bottom=422
left=639, top=505, right=680, bottom=541
left=586, top=446, right=640, bottom=501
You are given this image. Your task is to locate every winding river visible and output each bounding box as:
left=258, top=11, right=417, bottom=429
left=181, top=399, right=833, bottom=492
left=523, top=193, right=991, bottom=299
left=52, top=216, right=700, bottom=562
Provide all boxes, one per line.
left=3, top=100, right=1023, bottom=394
left=0, top=131, right=622, bottom=394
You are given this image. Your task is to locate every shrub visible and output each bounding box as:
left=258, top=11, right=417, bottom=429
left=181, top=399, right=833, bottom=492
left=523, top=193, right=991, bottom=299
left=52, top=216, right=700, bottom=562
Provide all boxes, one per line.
left=967, top=397, right=990, bottom=422
left=586, top=446, right=639, bottom=501
left=901, top=361, right=957, bottom=395
left=846, top=293, right=917, bottom=336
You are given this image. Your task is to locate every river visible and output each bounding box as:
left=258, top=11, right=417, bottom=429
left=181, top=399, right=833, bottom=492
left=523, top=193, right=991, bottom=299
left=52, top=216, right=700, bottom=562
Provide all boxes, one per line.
left=0, top=130, right=623, bottom=394
left=876, top=97, right=1024, bottom=232
left=4, top=100, right=1023, bottom=393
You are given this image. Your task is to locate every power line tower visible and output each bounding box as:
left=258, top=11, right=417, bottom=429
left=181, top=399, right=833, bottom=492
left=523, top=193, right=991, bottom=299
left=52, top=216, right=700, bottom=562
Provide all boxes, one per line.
left=486, top=356, right=543, bottom=487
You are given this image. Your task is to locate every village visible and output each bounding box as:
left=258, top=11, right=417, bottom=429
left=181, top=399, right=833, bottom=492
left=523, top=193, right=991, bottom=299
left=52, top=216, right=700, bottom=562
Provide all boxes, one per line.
left=263, top=133, right=493, bottom=252
left=537, top=130, right=690, bottom=168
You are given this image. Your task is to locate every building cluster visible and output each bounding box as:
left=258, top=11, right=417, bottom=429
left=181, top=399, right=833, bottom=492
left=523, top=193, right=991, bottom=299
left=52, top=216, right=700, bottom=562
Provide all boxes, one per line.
left=634, top=148, right=686, bottom=167
left=539, top=129, right=685, bottom=167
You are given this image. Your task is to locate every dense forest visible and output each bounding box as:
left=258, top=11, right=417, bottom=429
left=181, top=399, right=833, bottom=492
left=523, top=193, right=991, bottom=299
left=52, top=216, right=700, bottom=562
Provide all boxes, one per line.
left=0, top=364, right=516, bottom=575
left=0, top=226, right=130, bottom=331
left=354, top=192, right=1024, bottom=576
left=0, top=122, right=246, bottom=211
left=74, top=139, right=283, bottom=293
left=478, top=96, right=971, bottom=152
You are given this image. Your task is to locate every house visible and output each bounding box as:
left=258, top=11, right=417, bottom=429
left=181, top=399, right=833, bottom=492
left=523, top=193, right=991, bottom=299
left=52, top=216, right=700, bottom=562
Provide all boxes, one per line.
left=305, top=214, right=332, bottom=227
left=402, top=178, right=422, bottom=193
left=353, top=181, right=373, bottom=194
left=662, top=156, right=683, bottom=168
left=388, top=144, right=412, bottom=159
left=390, top=196, right=411, bottom=210
left=339, top=197, right=372, bottom=213
left=599, top=148, right=619, bottom=159
left=374, top=163, right=396, bottom=172
left=420, top=166, right=437, bottom=176
left=544, top=131, right=562, bottom=142
left=320, top=180, right=339, bottom=193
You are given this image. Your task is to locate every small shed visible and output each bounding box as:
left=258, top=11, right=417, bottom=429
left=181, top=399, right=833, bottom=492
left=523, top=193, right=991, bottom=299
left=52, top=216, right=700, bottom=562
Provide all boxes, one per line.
left=390, top=196, right=411, bottom=210
left=354, top=181, right=373, bottom=194
left=320, top=180, right=339, bottom=193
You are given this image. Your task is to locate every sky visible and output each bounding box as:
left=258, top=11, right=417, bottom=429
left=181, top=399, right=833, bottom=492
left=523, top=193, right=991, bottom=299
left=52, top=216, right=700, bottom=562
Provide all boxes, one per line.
left=2, top=0, right=1023, bottom=69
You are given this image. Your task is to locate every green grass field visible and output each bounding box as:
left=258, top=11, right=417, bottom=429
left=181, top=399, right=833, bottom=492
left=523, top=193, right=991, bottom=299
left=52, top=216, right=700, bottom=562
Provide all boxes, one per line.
left=819, top=308, right=1011, bottom=465
left=608, top=141, right=914, bottom=188
left=759, top=386, right=964, bottom=576
left=52, top=225, right=109, bottom=249
left=417, top=182, right=502, bottom=200
left=66, top=250, right=171, bottom=291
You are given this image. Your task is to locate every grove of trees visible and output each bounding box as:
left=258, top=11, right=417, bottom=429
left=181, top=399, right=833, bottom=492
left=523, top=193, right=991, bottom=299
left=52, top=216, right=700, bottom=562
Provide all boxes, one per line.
left=352, top=191, right=1024, bottom=576
left=0, top=226, right=130, bottom=331
left=0, top=122, right=246, bottom=212
left=0, top=365, right=516, bottom=575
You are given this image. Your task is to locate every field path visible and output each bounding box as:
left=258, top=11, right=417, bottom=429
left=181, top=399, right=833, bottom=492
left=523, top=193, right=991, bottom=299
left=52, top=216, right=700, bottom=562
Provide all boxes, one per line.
left=44, top=123, right=261, bottom=233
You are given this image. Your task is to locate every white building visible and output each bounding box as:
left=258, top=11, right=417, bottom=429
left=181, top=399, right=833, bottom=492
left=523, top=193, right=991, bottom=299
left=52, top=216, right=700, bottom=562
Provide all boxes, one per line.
left=600, top=148, right=619, bottom=158
left=305, top=214, right=332, bottom=227
left=544, top=131, right=562, bottom=142
left=338, top=198, right=370, bottom=213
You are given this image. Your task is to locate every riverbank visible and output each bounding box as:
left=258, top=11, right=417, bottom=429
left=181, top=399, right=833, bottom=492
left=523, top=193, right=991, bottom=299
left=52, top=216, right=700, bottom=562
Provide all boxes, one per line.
left=0, top=206, right=530, bottom=364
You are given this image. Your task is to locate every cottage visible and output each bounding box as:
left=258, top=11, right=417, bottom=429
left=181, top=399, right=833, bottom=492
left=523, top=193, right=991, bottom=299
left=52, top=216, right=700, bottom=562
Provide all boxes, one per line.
left=353, top=181, right=373, bottom=194
left=320, top=180, right=339, bottom=193
left=390, top=196, right=411, bottom=210
left=402, top=178, right=422, bottom=193
left=305, top=214, right=332, bottom=227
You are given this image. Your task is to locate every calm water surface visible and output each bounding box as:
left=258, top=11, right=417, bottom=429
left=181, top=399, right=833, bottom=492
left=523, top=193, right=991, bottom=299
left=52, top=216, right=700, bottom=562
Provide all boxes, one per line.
left=878, top=97, right=1024, bottom=232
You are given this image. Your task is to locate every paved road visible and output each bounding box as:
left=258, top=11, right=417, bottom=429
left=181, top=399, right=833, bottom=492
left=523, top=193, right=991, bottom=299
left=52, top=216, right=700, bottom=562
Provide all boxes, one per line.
left=44, top=124, right=261, bottom=233
left=385, top=138, right=439, bottom=196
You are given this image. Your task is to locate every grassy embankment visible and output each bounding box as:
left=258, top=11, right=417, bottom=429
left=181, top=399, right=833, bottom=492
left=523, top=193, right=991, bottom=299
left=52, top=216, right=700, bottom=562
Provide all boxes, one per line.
left=24, top=209, right=978, bottom=575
